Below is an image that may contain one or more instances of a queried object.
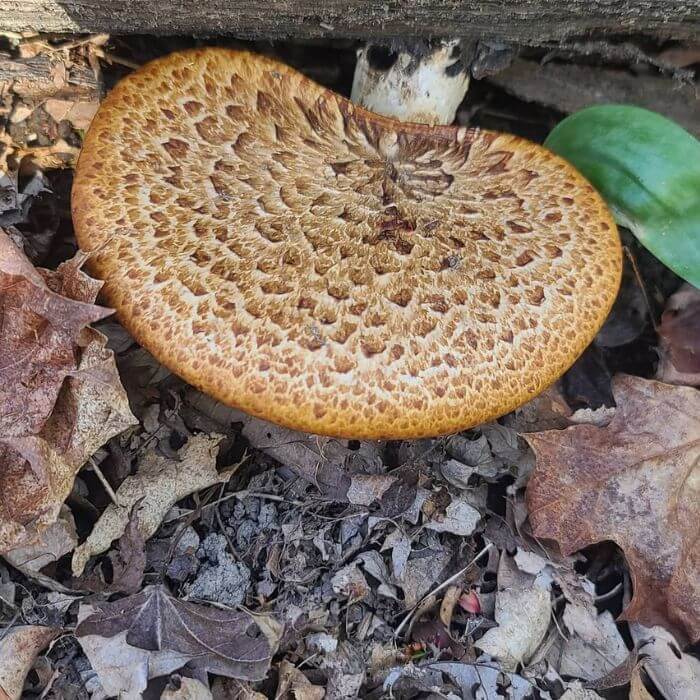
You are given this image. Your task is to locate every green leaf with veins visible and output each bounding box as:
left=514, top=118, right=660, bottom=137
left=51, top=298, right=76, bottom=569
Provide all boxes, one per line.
left=545, top=105, right=700, bottom=288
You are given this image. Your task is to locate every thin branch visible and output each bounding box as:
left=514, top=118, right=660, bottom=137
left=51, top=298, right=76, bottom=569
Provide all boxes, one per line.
left=394, top=541, right=494, bottom=639
left=89, top=457, right=120, bottom=507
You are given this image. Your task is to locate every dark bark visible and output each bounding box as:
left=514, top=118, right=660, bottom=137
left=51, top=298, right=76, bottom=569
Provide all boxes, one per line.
left=487, top=59, right=700, bottom=137
left=1, top=1, right=698, bottom=42
left=0, top=53, right=100, bottom=101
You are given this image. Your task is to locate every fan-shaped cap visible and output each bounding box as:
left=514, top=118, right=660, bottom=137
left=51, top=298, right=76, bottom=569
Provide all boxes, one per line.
left=72, top=48, right=621, bottom=439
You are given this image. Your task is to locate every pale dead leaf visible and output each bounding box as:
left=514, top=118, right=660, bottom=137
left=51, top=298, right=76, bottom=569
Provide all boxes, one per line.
left=439, top=585, right=461, bottom=628
left=526, top=375, right=700, bottom=644
left=630, top=668, right=654, bottom=700
left=555, top=603, right=628, bottom=681
left=9, top=104, right=32, bottom=124
left=3, top=505, right=76, bottom=573
left=275, top=660, right=325, bottom=700
left=346, top=474, right=396, bottom=505
left=513, top=548, right=549, bottom=576
left=475, top=554, right=551, bottom=670
left=381, top=529, right=411, bottom=581
left=3, top=505, right=77, bottom=592
left=72, top=433, right=228, bottom=576
left=424, top=496, right=481, bottom=536
left=399, top=545, right=452, bottom=608
left=631, top=625, right=700, bottom=700
left=0, top=232, right=136, bottom=552
left=331, top=563, right=369, bottom=600
left=383, top=659, right=535, bottom=698
left=185, top=390, right=383, bottom=478
left=43, top=98, right=98, bottom=130
left=42, top=98, right=73, bottom=123
left=559, top=681, right=604, bottom=700
left=353, top=551, right=398, bottom=599
left=0, top=625, right=60, bottom=700
left=161, top=676, right=213, bottom=700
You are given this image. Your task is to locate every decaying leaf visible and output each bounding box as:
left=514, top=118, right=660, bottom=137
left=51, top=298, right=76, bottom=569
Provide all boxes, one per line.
left=475, top=553, right=551, bottom=670
left=0, top=230, right=136, bottom=552
left=76, top=606, right=187, bottom=699
left=275, top=660, right=325, bottom=700
left=400, top=545, right=455, bottom=609
left=185, top=389, right=383, bottom=477
left=631, top=625, right=700, bottom=700
left=3, top=505, right=77, bottom=592
left=0, top=625, right=61, bottom=700
left=331, top=562, right=370, bottom=600
left=77, top=503, right=146, bottom=594
left=526, top=375, right=700, bottom=644
left=657, top=283, right=700, bottom=386
left=554, top=603, right=628, bottom=681
left=630, top=669, right=655, bottom=700
left=43, top=98, right=99, bottom=131
left=75, top=585, right=273, bottom=681
left=383, top=659, right=536, bottom=698
left=424, top=496, right=481, bottom=536
left=184, top=390, right=423, bottom=511
left=559, top=681, right=604, bottom=700
left=161, top=676, right=213, bottom=700
left=72, top=433, right=229, bottom=576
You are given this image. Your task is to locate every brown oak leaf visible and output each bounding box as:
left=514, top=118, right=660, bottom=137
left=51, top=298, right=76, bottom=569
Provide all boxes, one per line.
left=526, top=374, right=700, bottom=645
left=0, top=230, right=136, bottom=552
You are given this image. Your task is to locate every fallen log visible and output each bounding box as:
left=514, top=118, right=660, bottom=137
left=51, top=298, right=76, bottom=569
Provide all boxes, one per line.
left=0, top=1, right=698, bottom=43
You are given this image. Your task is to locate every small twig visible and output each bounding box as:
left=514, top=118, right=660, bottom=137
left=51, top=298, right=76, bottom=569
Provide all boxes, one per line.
left=550, top=608, right=569, bottom=642
left=394, top=541, right=494, bottom=639
left=595, top=581, right=623, bottom=603
left=88, top=457, right=120, bottom=507
left=38, top=33, right=109, bottom=53
left=170, top=488, right=305, bottom=523
left=93, top=47, right=141, bottom=70
left=624, top=245, right=658, bottom=332
left=215, top=482, right=240, bottom=562
left=297, top=651, right=320, bottom=670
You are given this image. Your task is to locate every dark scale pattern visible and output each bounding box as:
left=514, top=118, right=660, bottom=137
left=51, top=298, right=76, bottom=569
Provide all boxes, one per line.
left=72, top=48, right=622, bottom=439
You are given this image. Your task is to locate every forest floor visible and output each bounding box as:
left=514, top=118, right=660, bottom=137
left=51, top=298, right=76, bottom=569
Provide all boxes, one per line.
left=0, top=32, right=698, bottom=700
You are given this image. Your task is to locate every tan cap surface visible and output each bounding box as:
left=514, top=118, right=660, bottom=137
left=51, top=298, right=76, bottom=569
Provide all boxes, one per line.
left=72, top=48, right=621, bottom=439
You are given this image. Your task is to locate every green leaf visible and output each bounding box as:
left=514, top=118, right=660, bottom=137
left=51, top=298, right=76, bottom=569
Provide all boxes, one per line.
left=544, top=105, right=700, bottom=288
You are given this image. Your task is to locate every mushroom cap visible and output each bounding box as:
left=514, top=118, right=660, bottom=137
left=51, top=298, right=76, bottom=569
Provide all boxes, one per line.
left=72, top=48, right=621, bottom=439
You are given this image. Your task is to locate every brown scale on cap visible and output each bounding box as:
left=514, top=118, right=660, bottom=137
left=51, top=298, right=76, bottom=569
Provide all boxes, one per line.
left=72, top=48, right=622, bottom=439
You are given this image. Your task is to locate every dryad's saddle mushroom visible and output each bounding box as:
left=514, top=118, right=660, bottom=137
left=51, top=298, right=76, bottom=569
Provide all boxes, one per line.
left=72, top=48, right=621, bottom=439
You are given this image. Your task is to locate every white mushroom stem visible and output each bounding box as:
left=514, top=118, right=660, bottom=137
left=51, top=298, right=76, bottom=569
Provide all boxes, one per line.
left=351, top=40, right=470, bottom=126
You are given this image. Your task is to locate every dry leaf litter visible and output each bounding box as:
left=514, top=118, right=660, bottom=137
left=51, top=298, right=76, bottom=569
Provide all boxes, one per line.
left=0, top=31, right=698, bottom=700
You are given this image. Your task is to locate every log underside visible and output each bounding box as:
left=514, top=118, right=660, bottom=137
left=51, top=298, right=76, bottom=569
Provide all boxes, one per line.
left=1, top=1, right=699, bottom=42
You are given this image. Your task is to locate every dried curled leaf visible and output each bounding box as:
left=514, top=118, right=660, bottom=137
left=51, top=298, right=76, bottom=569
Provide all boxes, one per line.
left=76, top=584, right=273, bottom=681
left=76, top=503, right=146, bottom=594
left=0, top=230, right=136, bottom=552
left=72, top=433, right=229, bottom=576
left=275, top=660, right=325, bottom=700
left=0, top=625, right=61, bottom=700
left=3, top=505, right=77, bottom=592
left=526, top=375, right=700, bottom=644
